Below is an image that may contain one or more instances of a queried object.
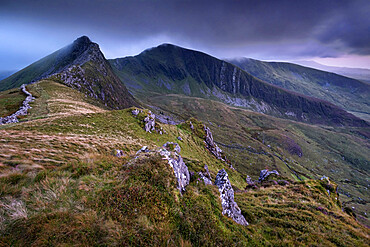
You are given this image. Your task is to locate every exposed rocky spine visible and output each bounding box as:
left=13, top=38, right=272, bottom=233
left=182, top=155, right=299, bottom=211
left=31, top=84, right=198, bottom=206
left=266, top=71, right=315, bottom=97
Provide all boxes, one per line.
left=214, top=169, right=248, bottom=225
left=49, top=36, right=138, bottom=109
left=0, top=84, right=34, bottom=125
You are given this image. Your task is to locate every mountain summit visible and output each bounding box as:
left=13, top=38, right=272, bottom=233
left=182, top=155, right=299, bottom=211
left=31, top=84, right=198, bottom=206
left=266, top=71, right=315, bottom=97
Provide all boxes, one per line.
left=0, top=36, right=138, bottom=109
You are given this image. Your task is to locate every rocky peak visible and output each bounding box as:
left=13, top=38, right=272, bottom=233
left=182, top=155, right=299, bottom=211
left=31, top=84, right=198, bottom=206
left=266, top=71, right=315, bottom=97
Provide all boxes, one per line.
left=73, top=36, right=92, bottom=48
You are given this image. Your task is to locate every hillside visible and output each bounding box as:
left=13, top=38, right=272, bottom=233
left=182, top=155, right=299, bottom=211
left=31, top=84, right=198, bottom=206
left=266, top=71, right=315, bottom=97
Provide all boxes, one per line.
left=228, top=58, right=370, bottom=121
left=0, top=36, right=138, bottom=109
left=0, top=79, right=369, bottom=246
left=294, top=60, right=370, bottom=83
left=110, top=44, right=367, bottom=127
left=144, top=93, right=370, bottom=227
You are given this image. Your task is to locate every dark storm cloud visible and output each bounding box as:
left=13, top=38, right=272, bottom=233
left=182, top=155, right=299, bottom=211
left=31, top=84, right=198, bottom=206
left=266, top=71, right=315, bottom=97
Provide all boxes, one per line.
left=0, top=0, right=369, bottom=67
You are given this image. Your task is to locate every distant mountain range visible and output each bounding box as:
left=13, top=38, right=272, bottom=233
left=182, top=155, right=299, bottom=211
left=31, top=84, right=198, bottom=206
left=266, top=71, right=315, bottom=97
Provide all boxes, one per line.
left=0, top=38, right=367, bottom=126
left=228, top=58, right=370, bottom=121
left=294, top=60, right=370, bottom=83
left=110, top=44, right=367, bottom=126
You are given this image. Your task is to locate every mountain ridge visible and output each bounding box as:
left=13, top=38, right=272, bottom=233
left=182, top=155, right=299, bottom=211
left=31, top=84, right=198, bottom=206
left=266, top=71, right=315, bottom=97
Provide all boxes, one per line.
left=0, top=37, right=369, bottom=245
left=110, top=43, right=368, bottom=127
left=228, top=57, right=370, bottom=121
left=0, top=36, right=138, bottom=109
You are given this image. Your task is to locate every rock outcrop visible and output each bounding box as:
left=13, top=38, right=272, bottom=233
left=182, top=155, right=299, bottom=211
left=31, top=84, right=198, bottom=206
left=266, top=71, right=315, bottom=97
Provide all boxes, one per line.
left=258, top=169, right=279, bottom=182
left=132, top=109, right=165, bottom=134
left=144, top=111, right=156, bottom=133
left=51, top=38, right=138, bottom=109
left=204, top=126, right=225, bottom=161
left=0, top=84, right=35, bottom=125
left=214, top=169, right=248, bottom=226
left=134, top=144, right=189, bottom=194
left=159, top=146, right=190, bottom=194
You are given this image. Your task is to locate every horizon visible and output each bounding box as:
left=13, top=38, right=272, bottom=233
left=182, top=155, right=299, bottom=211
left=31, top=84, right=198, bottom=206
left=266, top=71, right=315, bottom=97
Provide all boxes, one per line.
left=1, top=0, right=370, bottom=70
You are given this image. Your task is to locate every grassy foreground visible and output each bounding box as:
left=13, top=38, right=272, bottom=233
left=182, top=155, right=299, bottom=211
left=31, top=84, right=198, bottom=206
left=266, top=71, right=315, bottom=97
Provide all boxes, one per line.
left=0, top=80, right=369, bottom=246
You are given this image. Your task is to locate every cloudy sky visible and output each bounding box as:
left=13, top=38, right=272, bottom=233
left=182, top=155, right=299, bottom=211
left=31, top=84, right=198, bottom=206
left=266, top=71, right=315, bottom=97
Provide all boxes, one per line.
left=1, top=0, right=370, bottom=70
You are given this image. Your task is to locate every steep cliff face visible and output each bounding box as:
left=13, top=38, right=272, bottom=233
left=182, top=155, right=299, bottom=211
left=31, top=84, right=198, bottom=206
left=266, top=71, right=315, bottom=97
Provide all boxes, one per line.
left=110, top=44, right=367, bottom=127
left=0, top=36, right=138, bottom=109
left=228, top=58, right=370, bottom=120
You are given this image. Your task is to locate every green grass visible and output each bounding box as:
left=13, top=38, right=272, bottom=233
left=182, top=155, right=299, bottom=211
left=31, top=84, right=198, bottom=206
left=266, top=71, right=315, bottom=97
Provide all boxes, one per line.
left=0, top=151, right=368, bottom=246
left=144, top=93, right=370, bottom=226
left=0, top=80, right=369, bottom=245
left=0, top=87, right=26, bottom=117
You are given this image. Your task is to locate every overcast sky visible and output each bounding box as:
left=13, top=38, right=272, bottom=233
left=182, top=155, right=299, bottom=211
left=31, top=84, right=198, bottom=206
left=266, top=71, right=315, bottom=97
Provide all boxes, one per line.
left=1, top=0, right=370, bottom=70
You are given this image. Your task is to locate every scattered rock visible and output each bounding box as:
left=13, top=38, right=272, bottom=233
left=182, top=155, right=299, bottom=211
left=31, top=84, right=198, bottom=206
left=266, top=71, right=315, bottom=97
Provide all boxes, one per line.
left=199, top=172, right=212, bottom=185
left=115, top=149, right=125, bottom=157
left=132, top=109, right=141, bottom=116
left=258, top=169, right=279, bottom=182
left=246, top=175, right=254, bottom=185
left=136, top=146, right=150, bottom=155
left=155, top=114, right=181, bottom=125
left=214, top=169, right=249, bottom=226
left=177, top=136, right=183, bottom=141
left=189, top=121, right=194, bottom=130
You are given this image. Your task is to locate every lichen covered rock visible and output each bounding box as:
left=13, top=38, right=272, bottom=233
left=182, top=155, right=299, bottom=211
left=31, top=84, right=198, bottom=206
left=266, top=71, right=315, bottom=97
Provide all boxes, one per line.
left=159, top=148, right=190, bottom=194
left=214, top=169, right=248, bottom=226
left=144, top=111, right=156, bottom=133
left=204, top=126, right=225, bottom=161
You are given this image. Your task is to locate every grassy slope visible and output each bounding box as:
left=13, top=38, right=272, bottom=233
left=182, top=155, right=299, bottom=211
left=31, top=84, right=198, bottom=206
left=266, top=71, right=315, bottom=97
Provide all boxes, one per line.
left=0, top=80, right=368, bottom=246
left=0, top=88, right=26, bottom=117
left=144, top=94, right=370, bottom=227
left=229, top=58, right=370, bottom=121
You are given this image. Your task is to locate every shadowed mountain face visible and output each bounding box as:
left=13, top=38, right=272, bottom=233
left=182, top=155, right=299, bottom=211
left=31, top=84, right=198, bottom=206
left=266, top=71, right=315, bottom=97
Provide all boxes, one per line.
left=0, top=36, right=138, bottom=109
left=110, top=44, right=367, bottom=127
left=228, top=58, right=370, bottom=121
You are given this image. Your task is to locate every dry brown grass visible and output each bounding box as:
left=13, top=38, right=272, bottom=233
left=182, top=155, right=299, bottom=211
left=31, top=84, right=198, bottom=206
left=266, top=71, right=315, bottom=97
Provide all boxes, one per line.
left=0, top=129, right=144, bottom=174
